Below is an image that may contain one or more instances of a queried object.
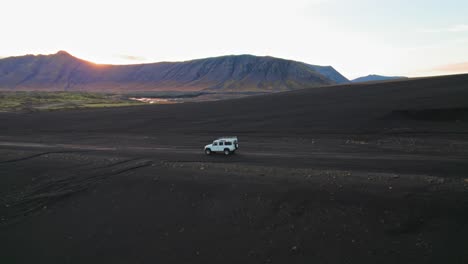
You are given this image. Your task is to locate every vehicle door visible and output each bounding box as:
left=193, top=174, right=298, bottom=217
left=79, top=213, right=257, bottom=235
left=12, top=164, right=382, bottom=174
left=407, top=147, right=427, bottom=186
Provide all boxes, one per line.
left=217, top=141, right=225, bottom=152
left=212, top=141, right=220, bottom=152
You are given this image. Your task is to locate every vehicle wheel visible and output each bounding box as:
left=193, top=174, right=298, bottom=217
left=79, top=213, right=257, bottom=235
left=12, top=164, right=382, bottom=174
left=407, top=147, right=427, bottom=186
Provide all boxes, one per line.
left=224, top=149, right=231, bottom=156
left=205, top=148, right=211, bottom=155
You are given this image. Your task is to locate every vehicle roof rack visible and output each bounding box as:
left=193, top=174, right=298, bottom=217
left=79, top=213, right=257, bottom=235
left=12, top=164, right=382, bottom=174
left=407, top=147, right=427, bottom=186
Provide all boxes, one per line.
left=216, top=136, right=238, bottom=140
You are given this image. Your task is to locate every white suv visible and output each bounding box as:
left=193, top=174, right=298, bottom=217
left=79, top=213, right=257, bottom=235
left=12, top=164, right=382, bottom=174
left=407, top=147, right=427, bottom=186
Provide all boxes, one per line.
left=204, top=137, right=239, bottom=155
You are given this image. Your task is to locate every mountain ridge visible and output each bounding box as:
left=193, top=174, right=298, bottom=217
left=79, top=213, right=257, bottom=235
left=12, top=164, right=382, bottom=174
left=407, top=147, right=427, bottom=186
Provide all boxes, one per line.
left=0, top=51, right=349, bottom=92
left=352, top=74, right=407, bottom=83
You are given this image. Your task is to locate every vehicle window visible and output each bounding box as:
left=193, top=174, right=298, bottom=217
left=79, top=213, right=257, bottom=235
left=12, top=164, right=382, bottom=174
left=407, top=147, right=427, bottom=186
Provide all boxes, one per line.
left=219, top=142, right=224, bottom=146
left=213, top=142, right=218, bottom=146
left=225, top=142, right=232, bottom=145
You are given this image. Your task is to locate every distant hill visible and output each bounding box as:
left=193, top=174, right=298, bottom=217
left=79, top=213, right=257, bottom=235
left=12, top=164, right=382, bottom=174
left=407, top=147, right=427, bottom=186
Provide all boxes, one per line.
left=0, top=51, right=349, bottom=92
left=352, top=74, right=407, bottom=83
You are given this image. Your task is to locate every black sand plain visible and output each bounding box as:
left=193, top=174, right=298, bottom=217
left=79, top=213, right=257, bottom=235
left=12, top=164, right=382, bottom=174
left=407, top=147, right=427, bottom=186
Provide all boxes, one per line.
left=1, top=74, right=468, bottom=263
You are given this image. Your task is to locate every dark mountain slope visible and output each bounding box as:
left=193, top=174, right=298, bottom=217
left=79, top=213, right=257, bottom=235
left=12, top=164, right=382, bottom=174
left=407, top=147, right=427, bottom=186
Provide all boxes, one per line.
left=0, top=52, right=349, bottom=92
left=1, top=73, right=467, bottom=136
left=306, top=64, right=350, bottom=84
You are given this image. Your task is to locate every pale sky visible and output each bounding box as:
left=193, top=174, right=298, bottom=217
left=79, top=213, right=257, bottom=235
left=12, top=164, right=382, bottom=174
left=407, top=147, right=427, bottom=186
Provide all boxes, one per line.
left=1, top=0, right=468, bottom=79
